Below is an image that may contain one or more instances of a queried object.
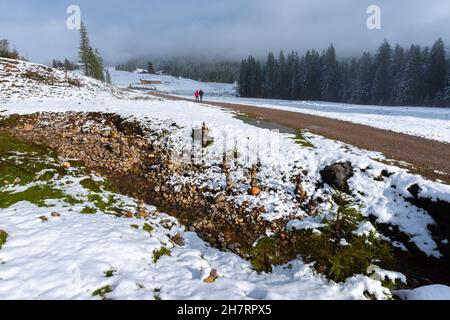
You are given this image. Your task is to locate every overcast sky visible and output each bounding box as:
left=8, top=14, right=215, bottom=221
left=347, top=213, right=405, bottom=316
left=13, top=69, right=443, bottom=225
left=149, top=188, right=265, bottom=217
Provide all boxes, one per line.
left=1, top=0, right=449, bottom=64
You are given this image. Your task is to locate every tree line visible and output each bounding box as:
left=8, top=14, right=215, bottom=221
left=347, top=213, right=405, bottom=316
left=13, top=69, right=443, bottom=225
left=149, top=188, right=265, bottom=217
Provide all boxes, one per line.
left=239, top=39, right=450, bottom=107
left=116, top=56, right=240, bottom=83
left=52, top=59, right=78, bottom=71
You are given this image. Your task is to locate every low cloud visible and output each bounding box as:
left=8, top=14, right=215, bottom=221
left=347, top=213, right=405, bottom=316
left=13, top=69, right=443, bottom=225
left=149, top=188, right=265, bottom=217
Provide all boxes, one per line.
left=1, top=0, right=450, bottom=64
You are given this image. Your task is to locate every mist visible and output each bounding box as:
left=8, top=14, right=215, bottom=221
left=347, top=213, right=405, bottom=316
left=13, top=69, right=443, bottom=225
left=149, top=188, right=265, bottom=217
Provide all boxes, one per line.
left=1, top=0, right=450, bottom=64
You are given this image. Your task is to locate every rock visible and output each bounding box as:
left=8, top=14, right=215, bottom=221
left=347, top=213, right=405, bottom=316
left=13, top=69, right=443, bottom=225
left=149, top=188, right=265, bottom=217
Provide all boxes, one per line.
left=124, top=211, right=134, bottom=218
left=138, top=209, right=149, bottom=219
left=22, top=123, right=34, bottom=132
left=248, top=186, right=261, bottom=196
left=213, top=192, right=225, bottom=204
left=39, top=216, right=48, bottom=222
left=110, top=130, right=119, bottom=139
left=171, top=233, right=185, bottom=246
left=51, top=212, right=61, bottom=217
left=62, top=162, right=71, bottom=169
left=320, top=162, right=354, bottom=192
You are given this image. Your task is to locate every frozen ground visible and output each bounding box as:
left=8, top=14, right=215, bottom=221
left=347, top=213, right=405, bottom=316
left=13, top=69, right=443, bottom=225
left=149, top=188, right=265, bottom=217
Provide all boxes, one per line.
left=1, top=59, right=449, bottom=300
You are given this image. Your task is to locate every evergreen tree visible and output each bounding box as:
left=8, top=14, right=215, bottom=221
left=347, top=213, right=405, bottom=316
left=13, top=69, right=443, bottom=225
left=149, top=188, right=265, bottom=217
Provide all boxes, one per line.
left=105, top=68, right=112, bottom=84
left=371, top=39, right=393, bottom=104
left=275, top=51, right=287, bottom=98
left=390, top=45, right=406, bottom=104
left=351, top=53, right=373, bottom=104
left=321, top=45, right=339, bottom=102
left=78, top=22, right=105, bottom=81
left=147, top=61, right=155, bottom=74
left=396, top=45, right=426, bottom=105
left=427, top=38, right=448, bottom=101
left=262, top=52, right=277, bottom=97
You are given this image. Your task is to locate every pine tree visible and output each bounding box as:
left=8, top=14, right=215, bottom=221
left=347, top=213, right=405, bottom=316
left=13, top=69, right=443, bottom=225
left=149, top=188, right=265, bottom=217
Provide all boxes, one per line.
left=78, top=22, right=105, bottom=81
left=371, top=39, right=393, bottom=104
left=351, top=53, right=373, bottom=104
left=321, top=45, right=339, bottom=102
left=147, top=61, right=155, bottom=74
left=262, top=52, right=277, bottom=97
left=396, top=45, right=426, bottom=105
left=428, top=38, right=448, bottom=101
left=105, top=68, right=112, bottom=84
left=390, top=45, right=406, bottom=104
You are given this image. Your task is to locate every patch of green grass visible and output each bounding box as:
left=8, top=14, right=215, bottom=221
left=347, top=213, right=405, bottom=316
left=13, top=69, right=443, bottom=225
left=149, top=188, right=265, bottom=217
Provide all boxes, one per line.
left=246, top=237, right=283, bottom=273
left=143, top=223, right=154, bottom=234
left=80, top=178, right=102, bottom=193
left=290, top=130, right=315, bottom=148
left=291, top=189, right=395, bottom=283
left=104, top=270, right=116, bottom=278
left=0, top=230, right=8, bottom=249
left=81, top=206, right=97, bottom=214
left=0, top=185, right=68, bottom=208
left=152, top=246, right=171, bottom=263
left=92, top=285, right=113, bottom=299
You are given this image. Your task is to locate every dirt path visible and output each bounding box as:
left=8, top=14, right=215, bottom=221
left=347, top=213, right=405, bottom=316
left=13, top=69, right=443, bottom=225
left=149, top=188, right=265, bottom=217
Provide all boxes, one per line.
left=150, top=92, right=450, bottom=184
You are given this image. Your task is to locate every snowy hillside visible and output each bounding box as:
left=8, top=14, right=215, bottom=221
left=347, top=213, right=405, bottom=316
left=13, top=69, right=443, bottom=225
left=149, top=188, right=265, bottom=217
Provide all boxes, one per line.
left=0, top=58, right=124, bottom=103
left=1, top=59, right=450, bottom=300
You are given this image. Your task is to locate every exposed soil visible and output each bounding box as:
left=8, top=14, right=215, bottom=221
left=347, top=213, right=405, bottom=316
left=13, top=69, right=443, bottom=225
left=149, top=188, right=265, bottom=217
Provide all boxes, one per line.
left=149, top=92, right=450, bottom=184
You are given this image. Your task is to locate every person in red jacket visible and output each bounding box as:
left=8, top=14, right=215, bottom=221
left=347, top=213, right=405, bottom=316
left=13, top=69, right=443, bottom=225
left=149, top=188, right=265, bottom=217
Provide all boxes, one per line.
left=195, top=90, right=199, bottom=102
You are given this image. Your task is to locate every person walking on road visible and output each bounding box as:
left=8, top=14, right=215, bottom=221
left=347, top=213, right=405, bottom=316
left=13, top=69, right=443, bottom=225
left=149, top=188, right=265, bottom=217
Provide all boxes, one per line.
left=195, top=90, right=199, bottom=102
left=199, top=89, right=204, bottom=102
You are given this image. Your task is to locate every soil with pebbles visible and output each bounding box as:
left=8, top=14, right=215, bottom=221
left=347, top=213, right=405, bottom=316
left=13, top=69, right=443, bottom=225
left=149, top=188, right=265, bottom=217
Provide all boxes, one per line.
left=0, top=111, right=295, bottom=260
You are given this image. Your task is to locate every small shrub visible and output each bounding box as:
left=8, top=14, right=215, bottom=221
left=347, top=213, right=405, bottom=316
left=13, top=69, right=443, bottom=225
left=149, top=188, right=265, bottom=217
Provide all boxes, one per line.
left=67, top=78, right=81, bottom=87
left=143, top=223, right=154, bottom=234
left=0, top=230, right=8, bottom=249
left=291, top=189, right=395, bottom=283
left=92, top=285, right=112, bottom=299
left=247, top=237, right=283, bottom=273
left=152, top=246, right=171, bottom=263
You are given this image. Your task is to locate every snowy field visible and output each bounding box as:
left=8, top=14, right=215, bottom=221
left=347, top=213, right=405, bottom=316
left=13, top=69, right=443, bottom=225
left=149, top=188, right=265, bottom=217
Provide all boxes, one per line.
left=109, top=69, right=450, bottom=143
left=1, top=59, right=450, bottom=300
left=110, top=68, right=237, bottom=97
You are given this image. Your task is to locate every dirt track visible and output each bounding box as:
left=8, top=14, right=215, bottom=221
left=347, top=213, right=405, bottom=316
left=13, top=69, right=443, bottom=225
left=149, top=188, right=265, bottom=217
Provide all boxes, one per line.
left=150, top=92, right=450, bottom=184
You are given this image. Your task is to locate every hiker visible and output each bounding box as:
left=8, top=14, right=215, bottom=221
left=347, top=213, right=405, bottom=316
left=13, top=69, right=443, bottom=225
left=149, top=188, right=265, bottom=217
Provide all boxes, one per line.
left=199, top=89, right=204, bottom=102
left=195, top=90, right=199, bottom=102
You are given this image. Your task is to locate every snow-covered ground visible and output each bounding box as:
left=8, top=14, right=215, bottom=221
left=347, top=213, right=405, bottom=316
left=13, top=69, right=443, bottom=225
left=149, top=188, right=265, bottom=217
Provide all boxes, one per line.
left=201, top=96, right=450, bottom=144
left=1, top=59, right=450, bottom=300
left=108, top=69, right=450, bottom=143
left=0, top=164, right=393, bottom=300
left=110, top=68, right=237, bottom=97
